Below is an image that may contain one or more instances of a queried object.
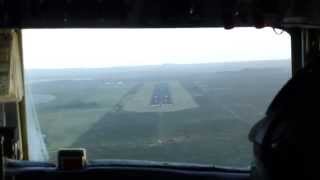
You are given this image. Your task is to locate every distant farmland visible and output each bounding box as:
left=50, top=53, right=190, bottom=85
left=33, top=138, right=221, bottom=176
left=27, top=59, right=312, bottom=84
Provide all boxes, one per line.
left=26, top=60, right=291, bottom=167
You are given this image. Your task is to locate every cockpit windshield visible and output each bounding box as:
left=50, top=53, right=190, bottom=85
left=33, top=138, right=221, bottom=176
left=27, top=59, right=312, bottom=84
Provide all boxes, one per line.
left=23, top=28, right=291, bottom=167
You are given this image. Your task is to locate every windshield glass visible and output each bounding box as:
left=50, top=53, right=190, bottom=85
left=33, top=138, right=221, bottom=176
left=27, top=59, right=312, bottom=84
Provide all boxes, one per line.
left=23, top=28, right=291, bottom=167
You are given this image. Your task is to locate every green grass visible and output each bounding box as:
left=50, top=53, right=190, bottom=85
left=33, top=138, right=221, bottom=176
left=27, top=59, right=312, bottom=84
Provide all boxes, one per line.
left=71, top=109, right=252, bottom=166
left=28, top=64, right=290, bottom=167
left=32, top=80, right=137, bottom=158
left=39, top=109, right=110, bottom=154
left=69, top=70, right=288, bottom=167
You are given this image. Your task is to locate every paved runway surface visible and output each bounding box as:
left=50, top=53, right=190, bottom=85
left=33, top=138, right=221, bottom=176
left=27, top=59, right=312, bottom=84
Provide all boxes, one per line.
left=150, top=83, right=172, bottom=106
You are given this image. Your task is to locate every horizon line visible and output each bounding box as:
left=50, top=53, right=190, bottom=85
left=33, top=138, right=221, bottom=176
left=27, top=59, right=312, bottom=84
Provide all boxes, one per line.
left=25, top=59, right=290, bottom=70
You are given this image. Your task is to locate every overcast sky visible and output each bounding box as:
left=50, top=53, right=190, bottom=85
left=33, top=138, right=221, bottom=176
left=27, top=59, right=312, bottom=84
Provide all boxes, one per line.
left=22, top=28, right=291, bottom=69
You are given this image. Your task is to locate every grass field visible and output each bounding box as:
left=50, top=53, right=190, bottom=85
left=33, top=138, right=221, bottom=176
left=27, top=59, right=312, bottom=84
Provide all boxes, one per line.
left=26, top=61, right=291, bottom=166
left=30, top=80, right=137, bottom=155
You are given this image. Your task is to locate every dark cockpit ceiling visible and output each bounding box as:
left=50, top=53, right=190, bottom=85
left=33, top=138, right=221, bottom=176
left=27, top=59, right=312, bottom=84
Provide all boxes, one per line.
left=1, top=0, right=320, bottom=29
